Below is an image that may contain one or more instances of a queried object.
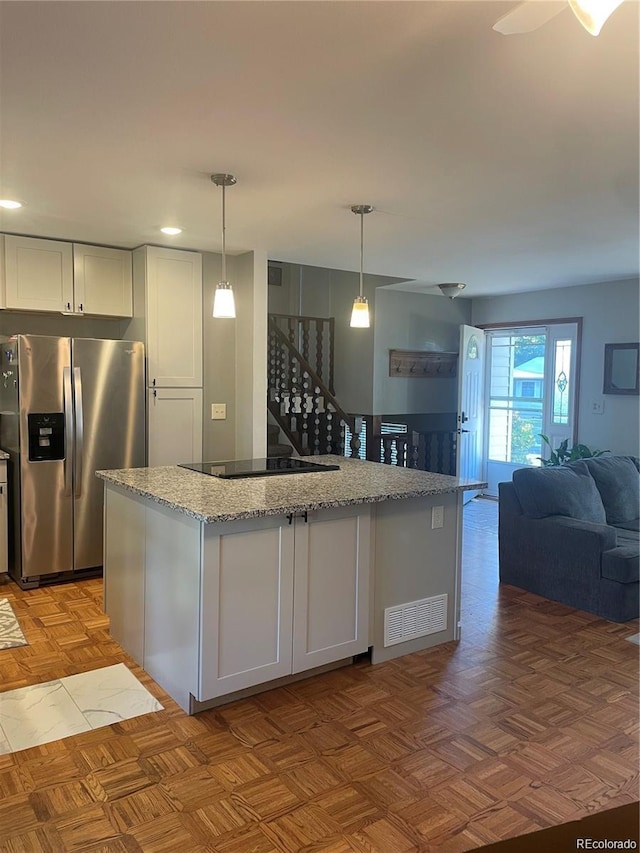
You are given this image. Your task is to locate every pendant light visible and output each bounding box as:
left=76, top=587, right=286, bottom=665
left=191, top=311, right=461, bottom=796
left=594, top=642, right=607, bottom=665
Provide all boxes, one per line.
left=568, top=0, right=624, bottom=35
left=211, top=173, right=237, bottom=318
left=350, top=204, right=374, bottom=328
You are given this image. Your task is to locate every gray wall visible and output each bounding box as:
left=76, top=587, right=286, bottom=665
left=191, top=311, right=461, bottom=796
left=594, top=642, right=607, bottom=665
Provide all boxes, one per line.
left=234, top=250, right=268, bottom=459
left=471, top=277, right=640, bottom=456
left=203, top=251, right=237, bottom=461
left=268, top=263, right=404, bottom=416
left=203, top=249, right=268, bottom=461
left=373, top=289, right=472, bottom=415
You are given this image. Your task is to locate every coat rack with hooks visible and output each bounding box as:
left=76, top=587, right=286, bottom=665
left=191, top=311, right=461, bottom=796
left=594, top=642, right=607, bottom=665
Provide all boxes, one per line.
left=389, top=349, right=458, bottom=378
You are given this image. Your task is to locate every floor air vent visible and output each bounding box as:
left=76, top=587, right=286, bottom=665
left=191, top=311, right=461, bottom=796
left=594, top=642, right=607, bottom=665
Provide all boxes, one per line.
left=383, top=594, right=448, bottom=647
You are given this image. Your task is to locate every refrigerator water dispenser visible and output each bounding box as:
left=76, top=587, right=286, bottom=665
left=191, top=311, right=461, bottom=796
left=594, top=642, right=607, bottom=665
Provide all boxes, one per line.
left=27, top=413, right=65, bottom=461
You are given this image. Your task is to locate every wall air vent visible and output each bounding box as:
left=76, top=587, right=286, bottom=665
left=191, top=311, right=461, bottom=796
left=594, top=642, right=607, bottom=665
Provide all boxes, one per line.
left=383, top=594, right=448, bottom=647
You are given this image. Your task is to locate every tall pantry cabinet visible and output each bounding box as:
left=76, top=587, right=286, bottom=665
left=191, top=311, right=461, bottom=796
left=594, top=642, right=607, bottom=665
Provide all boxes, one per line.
left=131, top=246, right=203, bottom=466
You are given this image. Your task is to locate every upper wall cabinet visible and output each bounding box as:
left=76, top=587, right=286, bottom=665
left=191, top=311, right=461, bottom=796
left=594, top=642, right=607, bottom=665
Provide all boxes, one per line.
left=73, top=244, right=132, bottom=317
left=2, top=235, right=74, bottom=313
left=0, top=234, right=132, bottom=317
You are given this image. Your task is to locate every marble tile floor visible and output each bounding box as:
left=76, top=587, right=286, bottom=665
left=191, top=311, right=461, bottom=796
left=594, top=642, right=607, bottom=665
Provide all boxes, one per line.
left=0, top=662, right=163, bottom=755
left=0, top=597, right=28, bottom=649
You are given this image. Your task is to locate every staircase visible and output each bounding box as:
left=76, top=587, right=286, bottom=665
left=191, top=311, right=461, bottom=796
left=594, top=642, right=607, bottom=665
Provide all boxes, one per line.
left=268, top=313, right=362, bottom=458
left=267, top=423, right=294, bottom=458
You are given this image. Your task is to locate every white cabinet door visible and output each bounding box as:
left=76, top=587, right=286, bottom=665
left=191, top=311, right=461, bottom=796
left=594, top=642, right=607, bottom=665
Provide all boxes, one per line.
left=292, top=505, right=371, bottom=674
left=73, top=244, right=132, bottom=317
left=145, top=247, right=203, bottom=387
left=0, top=461, right=7, bottom=577
left=199, top=516, right=295, bottom=701
left=147, top=387, right=203, bottom=466
left=4, top=235, right=74, bottom=312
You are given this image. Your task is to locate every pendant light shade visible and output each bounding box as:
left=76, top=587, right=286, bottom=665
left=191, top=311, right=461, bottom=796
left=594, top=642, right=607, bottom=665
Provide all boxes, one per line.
left=568, top=0, right=624, bottom=34
left=350, top=204, right=373, bottom=329
left=211, top=173, right=237, bottom=318
left=212, top=283, right=235, bottom=318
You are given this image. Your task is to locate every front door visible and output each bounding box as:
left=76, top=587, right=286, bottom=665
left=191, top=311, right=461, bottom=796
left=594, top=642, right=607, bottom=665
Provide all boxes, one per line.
left=457, top=325, right=485, bottom=502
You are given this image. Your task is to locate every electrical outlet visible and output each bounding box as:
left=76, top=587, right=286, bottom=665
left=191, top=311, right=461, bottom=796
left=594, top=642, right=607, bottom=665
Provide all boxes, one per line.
left=431, top=505, right=444, bottom=529
left=592, top=399, right=605, bottom=415
left=211, top=403, right=226, bottom=420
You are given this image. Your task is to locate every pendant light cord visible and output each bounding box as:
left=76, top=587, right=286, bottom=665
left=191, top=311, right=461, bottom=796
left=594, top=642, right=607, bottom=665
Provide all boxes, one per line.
left=359, top=211, right=364, bottom=299
left=221, top=182, right=227, bottom=283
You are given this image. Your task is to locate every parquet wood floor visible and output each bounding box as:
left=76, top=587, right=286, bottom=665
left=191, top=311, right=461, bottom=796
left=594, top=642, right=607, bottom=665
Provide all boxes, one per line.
left=0, top=498, right=637, bottom=852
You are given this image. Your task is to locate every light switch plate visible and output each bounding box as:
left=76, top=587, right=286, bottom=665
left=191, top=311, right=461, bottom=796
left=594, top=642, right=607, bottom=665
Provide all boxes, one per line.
left=592, top=399, right=604, bottom=415
left=211, top=403, right=226, bottom=420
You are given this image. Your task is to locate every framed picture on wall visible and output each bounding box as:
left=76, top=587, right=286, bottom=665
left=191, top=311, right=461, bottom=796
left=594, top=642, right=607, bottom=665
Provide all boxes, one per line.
left=603, top=343, right=639, bottom=395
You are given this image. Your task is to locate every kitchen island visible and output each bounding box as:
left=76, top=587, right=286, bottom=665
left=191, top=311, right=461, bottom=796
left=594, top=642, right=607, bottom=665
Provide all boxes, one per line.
left=98, top=456, right=485, bottom=713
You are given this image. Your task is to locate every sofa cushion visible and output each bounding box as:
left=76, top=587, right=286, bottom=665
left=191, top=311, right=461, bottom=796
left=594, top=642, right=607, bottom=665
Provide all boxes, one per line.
left=579, top=456, right=640, bottom=525
left=615, top=518, right=640, bottom=533
left=512, top=465, right=606, bottom=523
left=602, top=546, right=640, bottom=584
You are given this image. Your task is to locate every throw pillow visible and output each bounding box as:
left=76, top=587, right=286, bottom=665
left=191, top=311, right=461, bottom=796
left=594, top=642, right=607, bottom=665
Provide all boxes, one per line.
left=512, top=465, right=607, bottom=523
left=578, top=456, right=640, bottom=525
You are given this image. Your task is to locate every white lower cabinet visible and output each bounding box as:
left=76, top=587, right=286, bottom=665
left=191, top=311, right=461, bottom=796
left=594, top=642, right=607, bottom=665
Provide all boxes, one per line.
left=103, top=484, right=371, bottom=712
left=147, top=387, right=203, bottom=466
left=198, top=504, right=371, bottom=702
left=199, top=516, right=295, bottom=699
left=292, top=505, right=371, bottom=674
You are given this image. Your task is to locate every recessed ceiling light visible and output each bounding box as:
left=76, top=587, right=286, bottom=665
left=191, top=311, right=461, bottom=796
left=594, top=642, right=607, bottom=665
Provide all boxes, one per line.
left=160, top=226, right=182, bottom=236
left=0, top=199, right=22, bottom=209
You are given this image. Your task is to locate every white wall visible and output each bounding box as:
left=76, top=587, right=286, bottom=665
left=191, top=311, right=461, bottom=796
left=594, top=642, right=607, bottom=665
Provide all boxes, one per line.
left=373, top=289, right=472, bottom=414
left=471, top=278, right=640, bottom=456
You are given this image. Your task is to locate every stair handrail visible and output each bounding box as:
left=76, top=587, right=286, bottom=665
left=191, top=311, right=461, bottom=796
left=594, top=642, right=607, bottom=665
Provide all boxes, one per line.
left=269, top=313, right=335, bottom=393
left=268, top=316, right=357, bottom=444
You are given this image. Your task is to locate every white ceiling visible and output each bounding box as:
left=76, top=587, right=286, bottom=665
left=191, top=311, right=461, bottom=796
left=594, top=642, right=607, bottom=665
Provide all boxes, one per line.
left=0, top=1, right=638, bottom=298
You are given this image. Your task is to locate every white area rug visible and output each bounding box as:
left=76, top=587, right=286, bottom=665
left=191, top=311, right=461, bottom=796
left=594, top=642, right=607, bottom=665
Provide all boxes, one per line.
left=625, top=633, right=639, bottom=646
left=0, top=599, right=27, bottom=650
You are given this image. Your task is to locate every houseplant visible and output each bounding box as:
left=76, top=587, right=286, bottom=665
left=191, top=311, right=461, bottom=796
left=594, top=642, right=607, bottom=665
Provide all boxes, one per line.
left=538, top=434, right=609, bottom=466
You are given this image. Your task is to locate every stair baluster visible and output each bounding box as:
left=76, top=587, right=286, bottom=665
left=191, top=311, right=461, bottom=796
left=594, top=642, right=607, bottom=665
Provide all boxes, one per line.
left=268, top=315, right=357, bottom=457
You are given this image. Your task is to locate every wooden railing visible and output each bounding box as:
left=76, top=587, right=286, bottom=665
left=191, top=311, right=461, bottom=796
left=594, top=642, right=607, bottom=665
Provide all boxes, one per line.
left=369, top=427, right=457, bottom=475
left=268, top=316, right=361, bottom=457
left=269, top=314, right=335, bottom=394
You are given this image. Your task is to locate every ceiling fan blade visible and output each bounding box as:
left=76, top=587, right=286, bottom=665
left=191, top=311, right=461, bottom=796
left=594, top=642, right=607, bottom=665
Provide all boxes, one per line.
left=493, top=1, right=567, bottom=34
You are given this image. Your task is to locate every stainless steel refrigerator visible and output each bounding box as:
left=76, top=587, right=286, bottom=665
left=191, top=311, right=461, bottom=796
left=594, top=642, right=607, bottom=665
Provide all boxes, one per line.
left=0, top=335, right=145, bottom=588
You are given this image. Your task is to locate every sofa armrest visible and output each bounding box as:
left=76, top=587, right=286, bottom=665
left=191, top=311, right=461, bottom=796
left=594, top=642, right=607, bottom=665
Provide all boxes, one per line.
left=498, top=512, right=616, bottom=600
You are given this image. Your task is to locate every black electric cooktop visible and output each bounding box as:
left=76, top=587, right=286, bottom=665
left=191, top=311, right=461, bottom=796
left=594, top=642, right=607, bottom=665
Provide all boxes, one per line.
left=178, top=457, right=340, bottom=479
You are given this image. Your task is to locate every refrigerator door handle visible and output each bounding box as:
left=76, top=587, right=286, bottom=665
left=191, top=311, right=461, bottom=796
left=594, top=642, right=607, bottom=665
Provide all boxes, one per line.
left=73, top=366, right=84, bottom=498
left=63, top=366, right=74, bottom=496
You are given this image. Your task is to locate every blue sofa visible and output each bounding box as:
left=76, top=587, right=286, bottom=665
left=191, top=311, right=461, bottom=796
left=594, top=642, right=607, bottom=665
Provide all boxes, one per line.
left=498, top=455, right=639, bottom=622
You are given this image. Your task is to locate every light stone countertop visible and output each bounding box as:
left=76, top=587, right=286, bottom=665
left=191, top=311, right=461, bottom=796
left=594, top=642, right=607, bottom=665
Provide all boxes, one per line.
left=96, top=456, right=487, bottom=524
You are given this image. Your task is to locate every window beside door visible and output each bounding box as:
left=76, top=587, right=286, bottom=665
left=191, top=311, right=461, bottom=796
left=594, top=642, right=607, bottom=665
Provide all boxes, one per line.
left=484, top=322, right=579, bottom=495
